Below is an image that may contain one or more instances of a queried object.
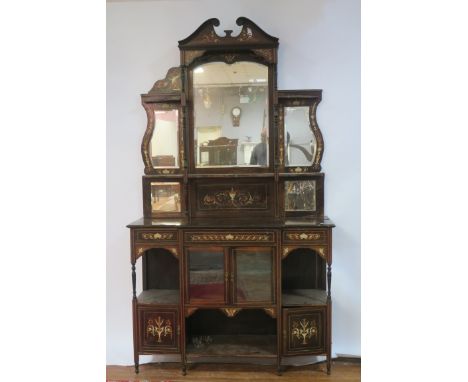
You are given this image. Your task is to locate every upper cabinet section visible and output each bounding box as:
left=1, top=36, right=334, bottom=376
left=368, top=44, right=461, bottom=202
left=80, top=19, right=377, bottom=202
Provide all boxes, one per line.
left=139, top=17, right=325, bottom=176
left=193, top=61, right=269, bottom=168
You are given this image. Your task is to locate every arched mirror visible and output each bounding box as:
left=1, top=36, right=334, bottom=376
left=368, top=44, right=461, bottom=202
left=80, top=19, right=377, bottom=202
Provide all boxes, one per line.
left=284, top=106, right=316, bottom=167
left=192, top=61, right=269, bottom=168
left=150, top=107, right=179, bottom=169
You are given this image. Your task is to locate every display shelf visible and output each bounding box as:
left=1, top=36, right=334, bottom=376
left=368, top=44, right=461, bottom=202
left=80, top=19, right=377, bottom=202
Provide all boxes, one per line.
left=137, top=289, right=179, bottom=305
left=282, top=289, right=327, bottom=306
left=186, top=335, right=277, bottom=357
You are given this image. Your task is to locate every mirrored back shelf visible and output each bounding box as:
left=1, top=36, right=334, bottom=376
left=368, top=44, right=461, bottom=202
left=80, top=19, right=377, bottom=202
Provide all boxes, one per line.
left=128, top=17, right=335, bottom=376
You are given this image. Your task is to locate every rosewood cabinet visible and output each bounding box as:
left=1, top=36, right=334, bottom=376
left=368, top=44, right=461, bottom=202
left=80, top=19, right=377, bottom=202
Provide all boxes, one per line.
left=127, top=17, right=335, bottom=376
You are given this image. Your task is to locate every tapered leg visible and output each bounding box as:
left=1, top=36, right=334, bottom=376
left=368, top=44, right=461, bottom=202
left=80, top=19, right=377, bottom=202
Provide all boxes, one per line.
left=276, top=365, right=283, bottom=376
left=134, top=356, right=139, bottom=374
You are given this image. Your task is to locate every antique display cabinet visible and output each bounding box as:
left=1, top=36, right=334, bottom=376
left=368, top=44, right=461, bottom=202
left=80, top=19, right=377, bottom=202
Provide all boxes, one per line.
left=127, top=17, right=335, bottom=376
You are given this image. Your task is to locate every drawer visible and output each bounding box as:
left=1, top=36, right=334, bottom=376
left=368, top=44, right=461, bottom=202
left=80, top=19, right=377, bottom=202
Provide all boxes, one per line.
left=135, top=229, right=178, bottom=243
left=138, top=307, right=179, bottom=352
left=282, top=229, right=328, bottom=244
left=282, top=307, right=326, bottom=355
left=184, top=231, right=276, bottom=244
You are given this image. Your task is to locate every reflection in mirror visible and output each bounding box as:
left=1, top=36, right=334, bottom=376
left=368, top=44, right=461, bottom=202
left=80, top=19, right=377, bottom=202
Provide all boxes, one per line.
left=284, top=180, right=316, bottom=211
left=150, top=109, right=179, bottom=168
left=284, top=106, right=316, bottom=167
left=151, top=182, right=181, bottom=213
left=193, top=61, right=269, bottom=167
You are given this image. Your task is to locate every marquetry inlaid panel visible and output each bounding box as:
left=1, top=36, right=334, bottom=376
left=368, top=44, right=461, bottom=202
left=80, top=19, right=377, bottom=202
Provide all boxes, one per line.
left=135, top=230, right=178, bottom=243
left=283, top=307, right=326, bottom=356
left=184, top=231, right=275, bottom=243
left=138, top=308, right=179, bottom=352
left=197, top=184, right=268, bottom=210
left=282, top=230, right=328, bottom=244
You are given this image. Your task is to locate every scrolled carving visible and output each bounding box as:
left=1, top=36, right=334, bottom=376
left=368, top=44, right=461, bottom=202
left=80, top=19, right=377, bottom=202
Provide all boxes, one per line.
left=178, top=17, right=278, bottom=49
left=310, top=99, right=324, bottom=172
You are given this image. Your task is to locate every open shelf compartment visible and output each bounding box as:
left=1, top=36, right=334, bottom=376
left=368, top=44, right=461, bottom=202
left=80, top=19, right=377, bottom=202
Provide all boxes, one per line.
left=186, top=309, right=277, bottom=358
left=139, top=248, right=180, bottom=305
left=282, top=247, right=327, bottom=307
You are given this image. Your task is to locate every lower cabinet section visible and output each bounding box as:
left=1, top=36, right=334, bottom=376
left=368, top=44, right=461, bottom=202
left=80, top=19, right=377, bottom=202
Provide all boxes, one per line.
left=282, top=306, right=326, bottom=355
left=138, top=306, right=179, bottom=353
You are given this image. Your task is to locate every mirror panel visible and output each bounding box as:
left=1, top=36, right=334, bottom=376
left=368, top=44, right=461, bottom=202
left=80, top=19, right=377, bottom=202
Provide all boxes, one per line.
left=284, top=106, right=316, bottom=167
left=284, top=180, right=316, bottom=211
left=150, top=182, right=181, bottom=213
left=151, top=109, right=179, bottom=168
left=193, top=61, right=269, bottom=168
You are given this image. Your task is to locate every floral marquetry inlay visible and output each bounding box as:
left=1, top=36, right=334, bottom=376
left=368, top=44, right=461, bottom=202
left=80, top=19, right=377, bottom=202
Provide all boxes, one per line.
left=188, top=233, right=273, bottom=242
left=147, top=316, right=173, bottom=343
left=287, top=232, right=322, bottom=241
left=199, top=185, right=267, bottom=210
left=141, top=232, right=175, bottom=240
left=291, top=319, right=318, bottom=345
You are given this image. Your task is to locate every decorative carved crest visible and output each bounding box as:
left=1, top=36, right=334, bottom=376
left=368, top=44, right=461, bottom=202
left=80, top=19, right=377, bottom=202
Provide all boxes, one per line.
left=148, top=67, right=181, bottom=93
left=178, top=17, right=279, bottom=50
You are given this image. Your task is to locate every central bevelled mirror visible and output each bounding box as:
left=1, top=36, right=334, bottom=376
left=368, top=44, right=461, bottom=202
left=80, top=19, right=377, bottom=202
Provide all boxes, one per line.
left=192, top=61, right=269, bottom=168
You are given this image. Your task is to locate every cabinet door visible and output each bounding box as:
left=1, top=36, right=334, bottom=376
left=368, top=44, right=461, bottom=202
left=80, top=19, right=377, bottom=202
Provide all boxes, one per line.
left=187, top=247, right=227, bottom=304
left=282, top=307, right=326, bottom=355
left=139, top=308, right=179, bottom=352
left=232, top=247, right=274, bottom=304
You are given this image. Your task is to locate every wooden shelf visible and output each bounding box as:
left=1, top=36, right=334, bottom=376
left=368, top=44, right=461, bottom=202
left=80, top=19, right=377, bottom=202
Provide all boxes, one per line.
left=137, top=289, right=179, bottom=305
left=186, top=335, right=277, bottom=357
left=282, top=289, right=327, bottom=306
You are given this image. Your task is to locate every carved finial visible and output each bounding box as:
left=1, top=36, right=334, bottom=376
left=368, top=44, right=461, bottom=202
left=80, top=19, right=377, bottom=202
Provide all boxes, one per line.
left=224, top=30, right=233, bottom=37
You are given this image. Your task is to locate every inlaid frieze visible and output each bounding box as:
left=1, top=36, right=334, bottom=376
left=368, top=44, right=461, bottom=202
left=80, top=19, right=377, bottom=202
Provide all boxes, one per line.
left=198, top=184, right=268, bottom=210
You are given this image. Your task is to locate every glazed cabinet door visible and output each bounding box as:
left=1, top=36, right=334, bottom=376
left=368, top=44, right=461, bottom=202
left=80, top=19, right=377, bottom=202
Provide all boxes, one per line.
left=186, top=247, right=228, bottom=305
left=138, top=307, right=179, bottom=353
left=282, top=307, right=326, bottom=356
left=232, top=247, right=275, bottom=305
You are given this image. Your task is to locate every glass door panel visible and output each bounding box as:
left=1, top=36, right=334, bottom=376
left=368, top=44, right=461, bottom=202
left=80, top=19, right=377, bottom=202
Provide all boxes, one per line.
left=233, top=248, right=274, bottom=304
left=188, top=248, right=226, bottom=303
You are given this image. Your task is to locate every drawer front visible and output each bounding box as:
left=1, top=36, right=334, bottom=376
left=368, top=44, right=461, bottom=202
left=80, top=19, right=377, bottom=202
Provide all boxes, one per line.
left=283, top=307, right=326, bottom=355
left=135, top=229, right=178, bottom=243
left=138, top=307, right=179, bottom=352
left=184, top=231, right=276, bottom=244
left=282, top=229, right=328, bottom=244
